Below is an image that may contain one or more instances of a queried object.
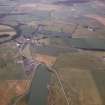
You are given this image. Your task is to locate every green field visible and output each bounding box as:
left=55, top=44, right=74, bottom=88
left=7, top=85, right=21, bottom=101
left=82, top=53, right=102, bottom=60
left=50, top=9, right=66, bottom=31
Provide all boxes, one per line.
left=49, top=52, right=105, bottom=105
left=0, top=43, right=25, bottom=80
